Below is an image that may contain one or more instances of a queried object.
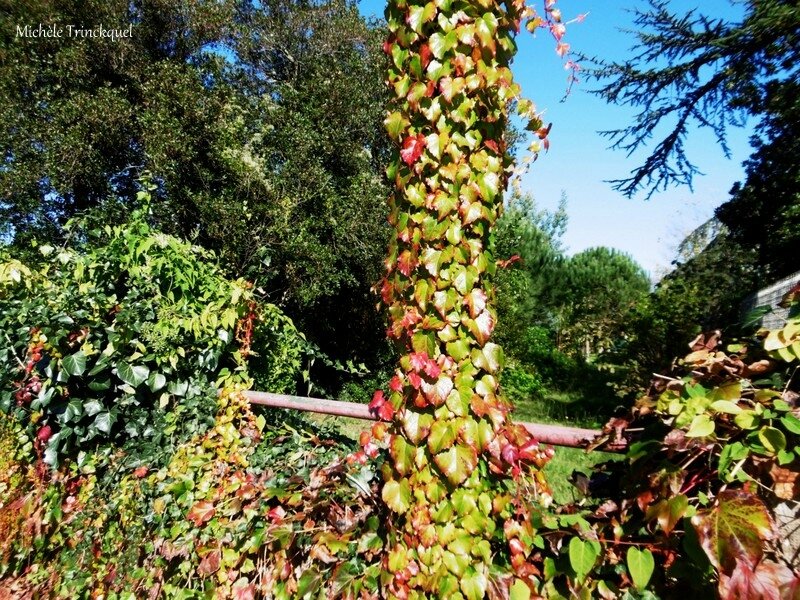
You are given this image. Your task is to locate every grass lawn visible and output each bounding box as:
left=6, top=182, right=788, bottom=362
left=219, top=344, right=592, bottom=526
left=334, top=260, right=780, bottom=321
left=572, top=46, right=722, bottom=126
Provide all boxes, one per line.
left=543, top=446, right=620, bottom=505
left=508, top=390, right=613, bottom=430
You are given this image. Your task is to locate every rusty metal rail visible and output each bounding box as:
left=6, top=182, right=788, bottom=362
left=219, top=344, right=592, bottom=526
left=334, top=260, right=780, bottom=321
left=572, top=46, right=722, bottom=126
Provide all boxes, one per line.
left=245, top=390, right=602, bottom=449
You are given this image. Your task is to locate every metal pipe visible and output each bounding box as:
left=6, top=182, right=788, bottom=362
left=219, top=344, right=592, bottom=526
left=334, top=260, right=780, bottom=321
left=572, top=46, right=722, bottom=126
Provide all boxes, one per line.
left=244, top=391, right=603, bottom=449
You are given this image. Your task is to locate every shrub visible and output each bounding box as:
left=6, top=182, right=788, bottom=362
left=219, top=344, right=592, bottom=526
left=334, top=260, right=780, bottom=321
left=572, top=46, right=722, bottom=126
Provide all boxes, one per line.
left=532, top=288, right=800, bottom=598
left=0, top=191, right=309, bottom=467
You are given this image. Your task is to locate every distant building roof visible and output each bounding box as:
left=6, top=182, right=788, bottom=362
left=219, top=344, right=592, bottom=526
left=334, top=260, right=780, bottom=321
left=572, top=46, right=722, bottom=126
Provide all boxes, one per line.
left=741, top=270, right=800, bottom=328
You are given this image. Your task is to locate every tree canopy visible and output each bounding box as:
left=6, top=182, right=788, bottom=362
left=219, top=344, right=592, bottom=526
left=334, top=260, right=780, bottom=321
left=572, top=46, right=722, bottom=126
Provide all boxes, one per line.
left=0, top=0, right=392, bottom=373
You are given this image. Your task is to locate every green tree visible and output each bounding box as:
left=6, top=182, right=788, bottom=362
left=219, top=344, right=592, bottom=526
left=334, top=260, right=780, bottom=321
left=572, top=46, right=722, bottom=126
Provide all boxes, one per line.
left=715, top=81, right=800, bottom=281
left=0, top=0, right=238, bottom=241
left=208, top=0, right=392, bottom=367
left=494, top=189, right=567, bottom=354
left=603, top=231, right=759, bottom=397
left=561, top=247, right=650, bottom=358
left=0, top=0, right=392, bottom=374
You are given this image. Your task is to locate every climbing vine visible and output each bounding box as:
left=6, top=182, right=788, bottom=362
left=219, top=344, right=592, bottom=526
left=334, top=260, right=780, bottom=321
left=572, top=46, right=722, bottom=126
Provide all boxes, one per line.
left=357, top=1, right=576, bottom=598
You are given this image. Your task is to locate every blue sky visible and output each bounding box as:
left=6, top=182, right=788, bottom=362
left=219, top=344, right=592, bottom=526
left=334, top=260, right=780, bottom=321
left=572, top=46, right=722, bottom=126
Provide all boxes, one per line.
left=357, top=0, right=753, bottom=279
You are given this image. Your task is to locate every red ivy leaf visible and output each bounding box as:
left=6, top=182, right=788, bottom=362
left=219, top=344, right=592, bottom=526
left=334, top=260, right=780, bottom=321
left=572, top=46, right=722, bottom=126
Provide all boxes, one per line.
left=400, top=134, right=426, bottom=166
left=187, top=500, right=216, bottom=527
left=389, top=375, right=404, bottom=392
left=409, top=352, right=429, bottom=372
left=378, top=401, right=395, bottom=421
left=198, top=549, right=221, bottom=576
left=419, top=42, right=432, bottom=68
left=369, top=390, right=386, bottom=411
left=691, top=490, right=773, bottom=571
left=398, top=250, right=416, bottom=277
left=719, top=558, right=800, bottom=600
left=380, top=278, right=394, bottom=305
left=423, top=360, right=441, bottom=379
left=364, top=441, right=380, bottom=457
left=232, top=579, right=256, bottom=600
left=400, top=309, right=422, bottom=330
left=268, top=506, right=287, bottom=522
left=347, top=450, right=367, bottom=465
left=484, top=139, right=500, bottom=154
left=408, top=371, right=422, bottom=389
left=501, top=443, right=519, bottom=465
left=518, top=439, right=540, bottom=462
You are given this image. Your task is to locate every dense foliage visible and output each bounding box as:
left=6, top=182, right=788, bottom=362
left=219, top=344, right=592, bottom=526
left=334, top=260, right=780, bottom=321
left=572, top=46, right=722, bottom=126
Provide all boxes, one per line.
left=2, top=0, right=797, bottom=597
left=0, top=193, right=386, bottom=597
left=0, top=187, right=309, bottom=467
left=349, top=0, right=587, bottom=596
left=534, top=290, right=800, bottom=599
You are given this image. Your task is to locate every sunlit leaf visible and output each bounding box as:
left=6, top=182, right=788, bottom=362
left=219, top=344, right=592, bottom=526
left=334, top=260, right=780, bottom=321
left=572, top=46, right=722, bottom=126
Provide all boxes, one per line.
left=187, top=500, right=216, bottom=527
left=382, top=478, right=412, bottom=514
left=433, top=443, right=478, bottom=485
left=117, top=362, right=149, bottom=387
left=62, top=351, right=87, bottom=377
left=626, top=547, right=655, bottom=590
left=568, top=537, right=599, bottom=580
left=691, top=490, right=773, bottom=570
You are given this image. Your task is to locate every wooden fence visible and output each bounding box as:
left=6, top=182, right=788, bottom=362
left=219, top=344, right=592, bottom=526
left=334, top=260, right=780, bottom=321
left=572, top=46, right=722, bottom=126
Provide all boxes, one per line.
left=245, top=390, right=604, bottom=449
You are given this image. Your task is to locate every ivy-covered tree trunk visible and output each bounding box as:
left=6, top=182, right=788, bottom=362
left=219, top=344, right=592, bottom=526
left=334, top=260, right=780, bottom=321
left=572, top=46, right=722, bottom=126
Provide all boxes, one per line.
left=367, top=0, right=552, bottom=596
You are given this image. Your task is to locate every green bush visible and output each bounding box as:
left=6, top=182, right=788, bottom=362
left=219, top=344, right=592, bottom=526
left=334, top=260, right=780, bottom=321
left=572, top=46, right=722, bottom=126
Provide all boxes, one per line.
left=0, top=189, right=309, bottom=467
left=500, top=362, right=546, bottom=404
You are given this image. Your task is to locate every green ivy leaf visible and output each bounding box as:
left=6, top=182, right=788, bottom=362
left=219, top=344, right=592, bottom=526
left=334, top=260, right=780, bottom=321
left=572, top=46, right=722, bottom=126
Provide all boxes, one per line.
left=428, top=420, right=457, bottom=454
left=446, top=339, right=471, bottom=362
left=62, top=351, right=87, bottom=377
left=709, top=400, right=742, bottom=415
left=429, top=31, right=457, bottom=60
left=390, top=435, right=416, bottom=476
left=509, top=579, right=531, bottom=600
left=433, top=443, right=478, bottom=486
left=88, top=378, right=111, bottom=391
left=384, top=111, right=409, bottom=140
left=64, top=399, right=83, bottom=423
left=626, top=547, right=655, bottom=590
left=382, top=478, right=411, bottom=514
left=117, top=362, right=149, bottom=387
left=147, top=372, right=167, bottom=392
left=780, top=413, right=800, bottom=434
left=84, top=399, right=103, bottom=417
left=401, top=410, right=433, bottom=444
left=758, top=426, right=786, bottom=454
left=94, top=412, right=113, bottom=434
left=568, top=537, right=599, bottom=580
left=685, top=414, right=715, bottom=438
left=734, top=410, right=761, bottom=430
left=460, top=566, right=488, bottom=600
left=407, top=2, right=436, bottom=33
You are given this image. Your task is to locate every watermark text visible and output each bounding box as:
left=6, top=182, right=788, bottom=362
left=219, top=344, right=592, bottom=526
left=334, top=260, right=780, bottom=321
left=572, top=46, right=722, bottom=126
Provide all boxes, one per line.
left=16, top=23, right=133, bottom=42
